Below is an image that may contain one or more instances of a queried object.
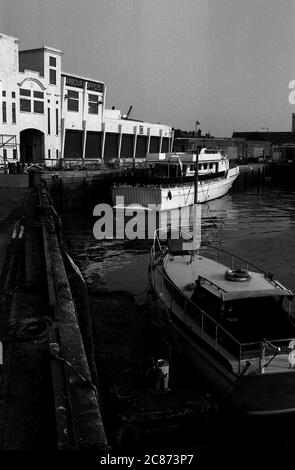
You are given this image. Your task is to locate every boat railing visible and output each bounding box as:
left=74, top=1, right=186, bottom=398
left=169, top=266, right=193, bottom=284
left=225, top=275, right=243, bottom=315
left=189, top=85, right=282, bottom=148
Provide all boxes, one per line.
left=151, top=230, right=295, bottom=374
left=199, top=243, right=291, bottom=294
left=200, top=243, right=266, bottom=275
left=240, top=337, right=295, bottom=360
left=153, top=228, right=267, bottom=275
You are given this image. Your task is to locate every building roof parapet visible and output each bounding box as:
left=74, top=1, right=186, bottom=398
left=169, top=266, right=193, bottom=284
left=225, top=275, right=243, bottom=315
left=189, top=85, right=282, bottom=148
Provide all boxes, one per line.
left=0, top=33, right=21, bottom=44
left=19, top=46, right=63, bottom=56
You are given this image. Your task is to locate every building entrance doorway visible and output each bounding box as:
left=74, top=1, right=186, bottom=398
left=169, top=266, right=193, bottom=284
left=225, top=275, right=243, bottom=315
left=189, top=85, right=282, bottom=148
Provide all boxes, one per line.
left=20, top=129, right=44, bottom=164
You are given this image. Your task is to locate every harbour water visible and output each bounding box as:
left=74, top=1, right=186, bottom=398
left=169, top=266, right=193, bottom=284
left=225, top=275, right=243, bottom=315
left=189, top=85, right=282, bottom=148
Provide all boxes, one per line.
left=64, top=181, right=295, bottom=463
left=65, top=182, right=295, bottom=301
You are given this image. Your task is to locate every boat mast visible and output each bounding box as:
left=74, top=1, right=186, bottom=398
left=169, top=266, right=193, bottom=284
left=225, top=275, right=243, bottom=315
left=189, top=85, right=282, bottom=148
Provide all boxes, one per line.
left=189, top=147, right=199, bottom=263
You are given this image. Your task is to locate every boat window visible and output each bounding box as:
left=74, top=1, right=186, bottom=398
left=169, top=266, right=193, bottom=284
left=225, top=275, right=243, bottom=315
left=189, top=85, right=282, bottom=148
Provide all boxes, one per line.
left=190, top=164, right=194, bottom=171
left=209, top=163, right=214, bottom=169
left=281, top=295, right=294, bottom=317
left=203, top=163, right=208, bottom=170
left=191, top=285, right=222, bottom=317
left=221, top=296, right=295, bottom=342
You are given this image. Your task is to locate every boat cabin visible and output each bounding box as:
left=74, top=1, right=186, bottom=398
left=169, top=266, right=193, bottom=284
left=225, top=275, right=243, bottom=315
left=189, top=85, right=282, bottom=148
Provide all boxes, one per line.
left=145, top=149, right=229, bottom=179
left=190, top=269, right=295, bottom=344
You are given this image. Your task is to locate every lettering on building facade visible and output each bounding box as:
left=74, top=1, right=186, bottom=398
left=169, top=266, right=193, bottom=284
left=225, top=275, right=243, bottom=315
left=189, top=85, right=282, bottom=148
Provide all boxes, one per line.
left=63, top=74, right=104, bottom=93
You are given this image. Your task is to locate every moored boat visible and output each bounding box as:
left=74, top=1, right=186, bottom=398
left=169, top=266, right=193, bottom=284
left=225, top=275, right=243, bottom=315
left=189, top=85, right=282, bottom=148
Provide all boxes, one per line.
left=149, top=231, right=295, bottom=415
left=112, top=149, right=239, bottom=210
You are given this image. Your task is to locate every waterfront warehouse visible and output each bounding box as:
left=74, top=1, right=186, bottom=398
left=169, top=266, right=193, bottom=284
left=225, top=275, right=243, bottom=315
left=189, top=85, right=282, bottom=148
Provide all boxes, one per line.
left=0, top=33, right=173, bottom=166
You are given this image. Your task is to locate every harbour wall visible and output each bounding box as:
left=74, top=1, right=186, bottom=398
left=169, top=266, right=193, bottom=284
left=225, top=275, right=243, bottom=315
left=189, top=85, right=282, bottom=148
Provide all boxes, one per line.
left=44, top=163, right=268, bottom=226
left=0, top=173, right=109, bottom=454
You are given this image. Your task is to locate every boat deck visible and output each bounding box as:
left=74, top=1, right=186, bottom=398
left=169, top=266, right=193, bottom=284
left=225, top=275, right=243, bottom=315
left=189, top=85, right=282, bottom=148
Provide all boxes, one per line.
left=164, top=253, right=286, bottom=301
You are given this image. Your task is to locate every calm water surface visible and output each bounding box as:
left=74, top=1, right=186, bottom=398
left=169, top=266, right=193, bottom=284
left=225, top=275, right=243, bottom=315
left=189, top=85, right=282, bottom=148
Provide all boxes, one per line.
left=66, top=183, right=295, bottom=298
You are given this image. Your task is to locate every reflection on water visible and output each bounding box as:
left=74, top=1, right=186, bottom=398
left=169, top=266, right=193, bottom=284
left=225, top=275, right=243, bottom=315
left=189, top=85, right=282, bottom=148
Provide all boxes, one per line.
left=66, top=184, right=295, bottom=297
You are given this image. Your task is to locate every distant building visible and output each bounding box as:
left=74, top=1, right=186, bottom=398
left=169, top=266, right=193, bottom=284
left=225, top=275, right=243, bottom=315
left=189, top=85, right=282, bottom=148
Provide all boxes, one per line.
left=0, top=33, right=173, bottom=166
left=174, top=115, right=295, bottom=163
left=232, top=130, right=295, bottom=162
left=173, top=136, right=243, bottom=161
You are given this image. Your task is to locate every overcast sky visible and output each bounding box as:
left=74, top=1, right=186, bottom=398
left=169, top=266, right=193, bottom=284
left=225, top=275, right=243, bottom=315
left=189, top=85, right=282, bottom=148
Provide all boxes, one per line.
left=1, top=0, right=295, bottom=136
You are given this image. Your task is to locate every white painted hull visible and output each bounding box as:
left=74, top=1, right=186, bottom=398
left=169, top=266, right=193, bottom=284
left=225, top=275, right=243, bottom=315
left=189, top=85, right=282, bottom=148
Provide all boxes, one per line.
left=112, top=167, right=239, bottom=210
left=150, top=261, right=295, bottom=416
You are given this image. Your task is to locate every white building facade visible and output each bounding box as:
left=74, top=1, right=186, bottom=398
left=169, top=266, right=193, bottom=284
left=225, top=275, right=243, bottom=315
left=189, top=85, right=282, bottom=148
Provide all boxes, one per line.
left=0, top=33, right=173, bottom=166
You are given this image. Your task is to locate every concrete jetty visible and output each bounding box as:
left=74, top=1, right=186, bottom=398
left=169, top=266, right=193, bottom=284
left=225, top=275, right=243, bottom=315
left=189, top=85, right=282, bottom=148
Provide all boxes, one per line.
left=0, top=173, right=108, bottom=454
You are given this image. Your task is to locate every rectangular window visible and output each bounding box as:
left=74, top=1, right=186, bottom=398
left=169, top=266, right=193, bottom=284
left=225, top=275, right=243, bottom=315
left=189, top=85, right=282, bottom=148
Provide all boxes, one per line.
left=67, top=90, right=79, bottom=112
left=49, top=56, right=56, bottom=67
left=56, top=149, right=59, bottom=160
left=12, top=102, right=16, bottom=123
left=47, top=108, right=51, bottom=134
left=20, top=88, right=31, bottom=97
left=13, top=149, right=17, bottom=159
left=88, top=93, right=99, bottom=114
left=3, top=149, right=7, bottom=160
left=12, top=91, right=15, bottom=98
left=48, top=149, right=51, bottom=159
left=34, top=91, right=44, bottom=99
left=49, top=69, right=56, bottom=85
left=2, top=91, right=6, bottom=97
left=34, top=100, right=44, bottom=114
left=56, top=109, right=59, bottom=134
left=20, top=98, right=31, bottom=112
left=2, top=102, right=7, bottom=122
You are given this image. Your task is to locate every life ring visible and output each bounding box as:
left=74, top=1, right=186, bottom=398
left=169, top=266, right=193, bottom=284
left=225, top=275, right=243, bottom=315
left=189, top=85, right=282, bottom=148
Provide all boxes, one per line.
left=225, top=268, right=251, bottom=282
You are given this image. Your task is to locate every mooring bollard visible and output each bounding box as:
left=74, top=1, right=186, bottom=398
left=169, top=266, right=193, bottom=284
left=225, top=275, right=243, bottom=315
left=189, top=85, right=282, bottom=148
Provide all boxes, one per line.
left=156, top=358, right=170, bottom=391
left=28, top=165, right=44, bottom=188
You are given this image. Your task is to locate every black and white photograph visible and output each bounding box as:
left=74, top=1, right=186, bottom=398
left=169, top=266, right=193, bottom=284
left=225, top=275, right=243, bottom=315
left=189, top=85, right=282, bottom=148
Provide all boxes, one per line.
left=1, top=0, right=295, bottom=467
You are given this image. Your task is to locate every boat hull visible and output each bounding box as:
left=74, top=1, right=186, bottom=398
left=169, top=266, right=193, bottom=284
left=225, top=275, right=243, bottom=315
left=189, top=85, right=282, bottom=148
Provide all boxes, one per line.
left=149, top=263, right=295, bottom=416
left=112, top=167, right=239, bottom=210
